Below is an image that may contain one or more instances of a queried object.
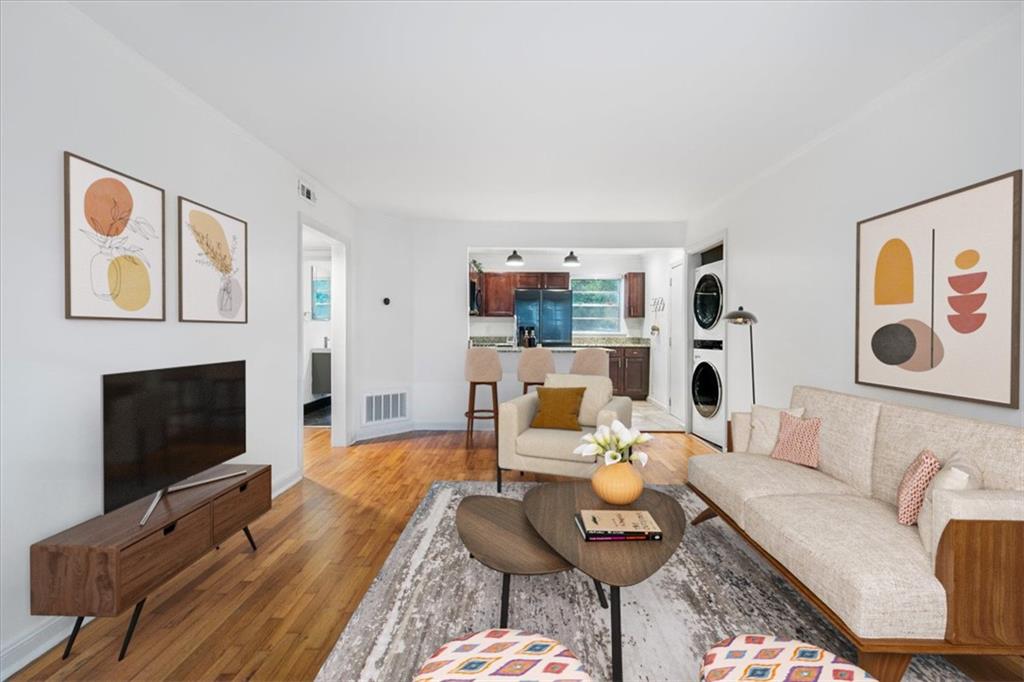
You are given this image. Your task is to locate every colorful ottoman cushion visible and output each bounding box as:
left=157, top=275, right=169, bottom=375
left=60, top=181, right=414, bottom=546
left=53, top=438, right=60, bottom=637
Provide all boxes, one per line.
left=700, top=634, right=875, bottom=681
left=414, top=629, right=592, bottom=681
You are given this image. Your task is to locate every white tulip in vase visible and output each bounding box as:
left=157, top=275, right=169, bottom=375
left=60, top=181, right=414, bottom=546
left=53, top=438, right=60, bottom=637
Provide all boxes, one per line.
left=574, top=420, right=653, bottom=505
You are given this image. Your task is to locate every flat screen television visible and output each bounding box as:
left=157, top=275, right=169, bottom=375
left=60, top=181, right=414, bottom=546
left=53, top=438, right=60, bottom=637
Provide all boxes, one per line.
left=103, top=361, right=246, bottom=513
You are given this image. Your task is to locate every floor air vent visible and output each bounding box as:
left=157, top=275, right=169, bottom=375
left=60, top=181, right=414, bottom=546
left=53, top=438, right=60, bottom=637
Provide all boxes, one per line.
left=363, top=391, right=408, bottom=424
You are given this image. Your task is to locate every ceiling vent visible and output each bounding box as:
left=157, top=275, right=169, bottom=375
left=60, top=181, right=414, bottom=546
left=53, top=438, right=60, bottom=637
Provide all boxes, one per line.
left=298, top=179, right=318, bottom=205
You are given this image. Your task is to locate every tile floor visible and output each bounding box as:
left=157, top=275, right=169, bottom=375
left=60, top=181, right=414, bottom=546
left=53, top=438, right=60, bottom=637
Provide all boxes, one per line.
left=632, top=400, right=687, bottom=432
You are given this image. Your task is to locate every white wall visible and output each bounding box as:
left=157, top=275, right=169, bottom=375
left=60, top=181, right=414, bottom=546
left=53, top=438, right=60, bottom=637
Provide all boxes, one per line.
left=643, top=249, right=687, bottom=408
left=0, top=3, right=358, bottom=674
left=687, top=13, right=1024, bottom=426
left=412, top=220, right=686, bottom=427
left=302, top=251, right=332, bottom=403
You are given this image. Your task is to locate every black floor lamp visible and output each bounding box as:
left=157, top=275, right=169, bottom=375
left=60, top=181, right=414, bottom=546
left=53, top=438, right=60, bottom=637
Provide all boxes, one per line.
left=724, top=306, right=758, bottom=404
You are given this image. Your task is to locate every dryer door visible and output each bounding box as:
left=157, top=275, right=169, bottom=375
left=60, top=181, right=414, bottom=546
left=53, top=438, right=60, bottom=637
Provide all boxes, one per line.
left=691, top=361, right=722, bottom=418
left=693, top=273, right=723, bottom=330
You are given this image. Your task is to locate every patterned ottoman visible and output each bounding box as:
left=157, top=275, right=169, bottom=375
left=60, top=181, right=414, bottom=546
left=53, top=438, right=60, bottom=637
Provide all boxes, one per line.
left=700, top=634, right=875, bottom=681
left=414, top=629, right=592, bottom=681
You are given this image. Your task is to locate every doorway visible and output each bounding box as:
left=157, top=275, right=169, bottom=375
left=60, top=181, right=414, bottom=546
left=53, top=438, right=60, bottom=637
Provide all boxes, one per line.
left=300, top=223, right=347, bottom=450
left=669, top=262, right=687, bottom=424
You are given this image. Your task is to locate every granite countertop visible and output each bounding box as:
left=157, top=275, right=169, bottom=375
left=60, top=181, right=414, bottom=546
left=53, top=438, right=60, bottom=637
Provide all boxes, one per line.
left=469, top=336, right=650, bottom=352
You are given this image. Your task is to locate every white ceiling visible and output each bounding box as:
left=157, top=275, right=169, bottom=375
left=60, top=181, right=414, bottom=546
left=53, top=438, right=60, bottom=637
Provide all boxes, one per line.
left=75, top=1, right=1014, bottom=222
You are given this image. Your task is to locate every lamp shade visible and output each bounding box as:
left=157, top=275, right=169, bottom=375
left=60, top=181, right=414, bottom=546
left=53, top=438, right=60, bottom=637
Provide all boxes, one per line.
left=724, top=306, right=758, bottom=325
left=505, top=250, right=525, bottom=267
left=563, top=250, right=581, bottom=267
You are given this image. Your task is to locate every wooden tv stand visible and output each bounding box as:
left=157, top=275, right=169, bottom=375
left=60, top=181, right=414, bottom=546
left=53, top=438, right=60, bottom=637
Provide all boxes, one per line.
left=30, top=464, right=271, bottom=661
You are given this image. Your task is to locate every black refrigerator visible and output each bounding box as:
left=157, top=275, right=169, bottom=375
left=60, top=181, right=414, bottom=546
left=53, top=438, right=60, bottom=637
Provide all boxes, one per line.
left=514, top=289, right=573, bottom=347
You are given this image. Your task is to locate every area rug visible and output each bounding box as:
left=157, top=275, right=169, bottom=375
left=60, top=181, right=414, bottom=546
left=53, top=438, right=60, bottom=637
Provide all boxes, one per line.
left=316, top=481, right=966, bottom=681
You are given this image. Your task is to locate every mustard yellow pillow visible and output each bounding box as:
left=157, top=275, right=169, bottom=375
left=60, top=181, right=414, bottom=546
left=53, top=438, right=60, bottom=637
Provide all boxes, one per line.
left=531, top=387, right=586, bottom=430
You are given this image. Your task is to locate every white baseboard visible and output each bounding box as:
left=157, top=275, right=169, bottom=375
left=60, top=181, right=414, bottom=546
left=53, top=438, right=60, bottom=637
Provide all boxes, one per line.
left=413, top=420, right=485, bottom=431
left=352, top=419, right=416, bottom=443
left=646, top=397, right=669, bottom=411
left=272, top=470, right=303, bottom=498
left=0, top=614, right=90, bottom=680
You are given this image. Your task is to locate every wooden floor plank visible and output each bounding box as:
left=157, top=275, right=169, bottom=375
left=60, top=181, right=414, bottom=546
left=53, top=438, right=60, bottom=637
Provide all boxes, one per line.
left=10, top=429, right=1015, bottom=681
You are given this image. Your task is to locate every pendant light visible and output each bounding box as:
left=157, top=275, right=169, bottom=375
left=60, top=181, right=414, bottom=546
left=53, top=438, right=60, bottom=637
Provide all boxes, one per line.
left=505, top=249, right=525, bottom=267
left=563, top=250, right=581, bottom=267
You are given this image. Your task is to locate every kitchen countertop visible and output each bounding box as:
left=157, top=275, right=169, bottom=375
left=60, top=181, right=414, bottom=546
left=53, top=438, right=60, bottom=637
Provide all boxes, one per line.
left=469, top=336, right=650, bottom=352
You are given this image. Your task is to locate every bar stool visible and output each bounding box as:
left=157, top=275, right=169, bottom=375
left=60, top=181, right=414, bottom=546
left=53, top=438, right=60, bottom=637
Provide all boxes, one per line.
left=570, top=347, right=610, bottom=376
left=516, top=347, right=555, bottom=394
left=465, top=347, right=502, bottom=450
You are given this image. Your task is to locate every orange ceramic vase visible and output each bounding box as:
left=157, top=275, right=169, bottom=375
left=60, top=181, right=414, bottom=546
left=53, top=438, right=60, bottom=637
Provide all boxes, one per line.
left=591, top=462, right=644, bottom=505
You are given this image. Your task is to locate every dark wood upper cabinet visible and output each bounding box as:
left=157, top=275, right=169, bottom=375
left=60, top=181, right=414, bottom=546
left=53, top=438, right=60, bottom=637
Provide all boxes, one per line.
left=515, top=273, right=544, bottom=289
left=481, top=272, right=515, bottom=316
left=543, top=272, right=571, bottom=289
left=625, top=272, right=645, bottom=318
left=477, top=271, right=574, bottom=317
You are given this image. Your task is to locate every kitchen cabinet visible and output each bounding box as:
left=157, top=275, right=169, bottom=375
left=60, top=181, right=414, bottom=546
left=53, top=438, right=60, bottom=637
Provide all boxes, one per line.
left=625, top=272, right=645, bottom=318
left=543, top=272, right=570, bottom=289
left=606, top=346, right=650, bottom=399
left=481, top=273, right=515, bottom=316
left=477, top=272, right=572, bottom=316
left=515, top=273, right=544, bottom=289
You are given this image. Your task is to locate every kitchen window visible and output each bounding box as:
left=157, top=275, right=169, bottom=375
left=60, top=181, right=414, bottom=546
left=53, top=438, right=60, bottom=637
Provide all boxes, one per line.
left=571, top=278, right=624, bottom=334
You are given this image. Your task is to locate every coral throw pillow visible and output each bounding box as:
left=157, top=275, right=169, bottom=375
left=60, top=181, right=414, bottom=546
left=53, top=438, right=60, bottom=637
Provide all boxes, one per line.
left=897, top=450, right=941, bottom=526
left=770, top=412, right=821, bottom=468
left=531, top=387, right=586, bottom=430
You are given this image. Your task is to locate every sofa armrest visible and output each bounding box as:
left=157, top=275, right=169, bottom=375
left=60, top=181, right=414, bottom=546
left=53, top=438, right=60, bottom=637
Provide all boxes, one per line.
left=924, top=489, right=1024, bottom=559
left=498, top=393, right=539, bottom=465
left=931, top=490, right=1024, bottom=646
left=730, top=412, right=752, bottom=452
left=597, top=396, right=632, bottom=429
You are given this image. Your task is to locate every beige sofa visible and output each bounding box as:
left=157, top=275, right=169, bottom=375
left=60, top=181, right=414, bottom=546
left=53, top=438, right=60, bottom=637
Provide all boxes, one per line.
left=497, top=374, right=631, bottom=491
left=687, top=385, right=1024, bottom=682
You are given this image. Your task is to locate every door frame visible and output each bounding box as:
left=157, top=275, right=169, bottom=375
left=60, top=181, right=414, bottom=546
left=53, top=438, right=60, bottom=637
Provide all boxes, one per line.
left=668, top=259, right=688, bottom=425
left=297, top=213, right=352, bottom=461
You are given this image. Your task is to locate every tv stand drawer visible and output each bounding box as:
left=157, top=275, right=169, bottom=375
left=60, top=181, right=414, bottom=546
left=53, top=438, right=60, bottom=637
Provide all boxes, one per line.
left=119, top=506, right=212, bottom=609
left=212, top=470, right=271, bottom=543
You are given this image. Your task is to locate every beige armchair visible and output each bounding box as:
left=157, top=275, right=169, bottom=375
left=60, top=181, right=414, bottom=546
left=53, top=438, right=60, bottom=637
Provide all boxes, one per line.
left=496, top=373, right=632, bottom=491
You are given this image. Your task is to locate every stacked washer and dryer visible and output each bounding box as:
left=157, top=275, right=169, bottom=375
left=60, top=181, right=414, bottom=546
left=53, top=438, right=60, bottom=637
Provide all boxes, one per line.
left=691, top=259, right=726, bottom=448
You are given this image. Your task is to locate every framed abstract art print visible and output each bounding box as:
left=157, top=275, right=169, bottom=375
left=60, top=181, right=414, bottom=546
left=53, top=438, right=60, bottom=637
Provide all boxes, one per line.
left=856, top=170, right=1021, bottom=407
left=178, top=197, right=248, bottom=323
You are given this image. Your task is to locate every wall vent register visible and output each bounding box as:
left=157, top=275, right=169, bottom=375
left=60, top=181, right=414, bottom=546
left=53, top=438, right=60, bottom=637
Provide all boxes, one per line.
left=363, top=391, right=408, bottom=424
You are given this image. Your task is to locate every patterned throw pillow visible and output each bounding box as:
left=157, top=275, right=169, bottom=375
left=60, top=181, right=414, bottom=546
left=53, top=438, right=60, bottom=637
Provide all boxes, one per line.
left=896, top=450, right=941, bottom=526
left=770, top=412, right=821, bottom=468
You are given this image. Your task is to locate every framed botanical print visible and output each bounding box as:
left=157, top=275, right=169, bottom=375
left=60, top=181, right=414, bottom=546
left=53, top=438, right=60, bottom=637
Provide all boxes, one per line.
left=64, top=152, right=165, bottom=320
left=178, top=197, right=248, bottom=323
left=856, top=170, right=1021, bottom=407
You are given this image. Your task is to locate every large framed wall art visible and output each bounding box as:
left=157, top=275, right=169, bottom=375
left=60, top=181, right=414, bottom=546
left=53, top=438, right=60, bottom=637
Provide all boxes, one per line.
left=856, top=171, right=1021, bottom=407
left=178, top=197, right=248, bottom=323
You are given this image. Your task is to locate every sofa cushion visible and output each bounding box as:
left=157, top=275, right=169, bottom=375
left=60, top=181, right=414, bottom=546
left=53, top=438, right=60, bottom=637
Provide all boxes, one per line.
left=517, top=426, right=596, bottom=462
left=790, top=386, right=881, bottom=496
left=743, top=493, right=947, bottom=639
left=687, top=453, right=860, bottom=526
left=748, top=405, right=805, bottom=454
left=544, top=374, right=613, bottom=427
left=872, top=403, right=1024, bottom=505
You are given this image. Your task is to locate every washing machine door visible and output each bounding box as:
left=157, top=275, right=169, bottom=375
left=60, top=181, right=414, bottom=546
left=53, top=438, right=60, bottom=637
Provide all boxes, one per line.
left=693, top=273, right=723, bottom=330
left=691, top=361, right=722, bottom=418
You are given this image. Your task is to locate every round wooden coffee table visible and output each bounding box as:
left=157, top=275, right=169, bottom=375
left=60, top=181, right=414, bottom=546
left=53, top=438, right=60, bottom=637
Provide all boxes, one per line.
left=522, top=482, right=686, bottom=682
left=456, top=496, right=572, bottom=627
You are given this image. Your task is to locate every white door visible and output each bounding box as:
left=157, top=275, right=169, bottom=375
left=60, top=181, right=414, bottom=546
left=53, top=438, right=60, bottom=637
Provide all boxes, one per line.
left=669, top=263, right=687, bottom=421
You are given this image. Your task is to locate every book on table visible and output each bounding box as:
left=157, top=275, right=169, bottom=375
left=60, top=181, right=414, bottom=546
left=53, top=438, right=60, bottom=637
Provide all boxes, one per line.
left=574, top=509, right=663, bottom=542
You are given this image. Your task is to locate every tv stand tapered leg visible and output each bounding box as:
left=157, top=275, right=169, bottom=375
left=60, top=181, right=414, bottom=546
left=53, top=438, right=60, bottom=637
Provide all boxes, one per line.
left=243, top=525, right=257, bottom=552
left=118, top=598, right=145, bottom=661
left=62, top=616, right=84, bottom=659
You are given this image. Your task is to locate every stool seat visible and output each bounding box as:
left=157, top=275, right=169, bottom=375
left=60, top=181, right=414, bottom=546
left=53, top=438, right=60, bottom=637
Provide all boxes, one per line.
left=517, top=347, right=555, bottom=393
left=570, top=348, right=609, bottom=376
left=414, top=629, right=592, bottom=681
left=700, top=634, right=875, bottom=681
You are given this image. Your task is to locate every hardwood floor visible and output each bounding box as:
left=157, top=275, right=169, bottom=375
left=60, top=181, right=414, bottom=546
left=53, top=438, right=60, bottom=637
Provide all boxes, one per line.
left=13, top=430, right=1020, bottom=681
